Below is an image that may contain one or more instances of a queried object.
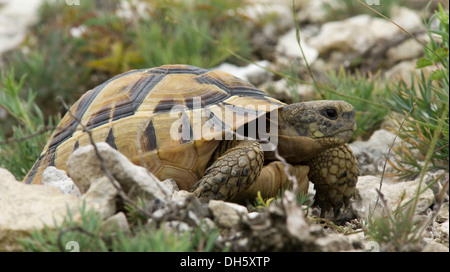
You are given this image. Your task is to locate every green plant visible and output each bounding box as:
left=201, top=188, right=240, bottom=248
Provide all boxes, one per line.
left=113, top=219, right=222, bottom=252
left=80, top=0, right=252, bottom=73
left=251, top=191, right=276, bottom=210
left=6, top=0, right=254, bottom=119
left=111, top=223, right=193, bottom=252
left=365, top=193, right=423, bottom=251
left=0, top=70, right=57, bottom=180
left=250, top=189, right=314, bottom=212
left=17, top=203, right=110, bottom=252
left=322, top=0, right=401, bottom=22
left=18, top=203, right=223, bottom=252
left=386, top=4, right=449, bottom=179
left=364, top=4, right=449, bottom=251
left=134, top=0, right=251, bottom=69
left=2, top=0, right=255, bottom=180
left=123, top=198, right=150, bottom=227
left=9, top=1, right=96, bottom=116
left=295, top=191, right=314, bottom=209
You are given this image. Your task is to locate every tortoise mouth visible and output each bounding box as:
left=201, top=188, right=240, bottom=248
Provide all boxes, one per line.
left=330, top=129, right=353, bottom=140
left=317, top=129, right=354, bottom=147
left=271, top=127, right=353, bottom=164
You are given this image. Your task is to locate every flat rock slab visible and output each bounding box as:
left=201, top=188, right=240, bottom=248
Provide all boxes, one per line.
left=0, top=171, right=80, bottom=251
left=67, top=142, right=170, bottom=202
left=351, top=175, right=435, bottom=219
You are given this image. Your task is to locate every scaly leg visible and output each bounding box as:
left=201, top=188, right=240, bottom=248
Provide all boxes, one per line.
left=307, top=144, right=358, bottom=218
left=191, top=140, right=264, bottom=201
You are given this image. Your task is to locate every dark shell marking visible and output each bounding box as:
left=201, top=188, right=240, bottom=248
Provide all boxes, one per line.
left=24, top=64, right=284, bottom=185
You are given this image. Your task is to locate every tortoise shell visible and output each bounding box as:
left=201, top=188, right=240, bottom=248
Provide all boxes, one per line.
left=25, top=64, right=285, bottom=189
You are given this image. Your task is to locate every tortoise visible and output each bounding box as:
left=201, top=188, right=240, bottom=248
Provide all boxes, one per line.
left=24, top=64, right=358, bottom=216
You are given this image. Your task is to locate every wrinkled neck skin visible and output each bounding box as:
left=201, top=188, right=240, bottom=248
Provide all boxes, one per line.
left=264, top=124, right=325, bottom=164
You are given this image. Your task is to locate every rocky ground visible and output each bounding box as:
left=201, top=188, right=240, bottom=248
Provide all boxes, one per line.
left=0, top=0, right=448, bottom=251
left=0, top=133, right=448, bottom=252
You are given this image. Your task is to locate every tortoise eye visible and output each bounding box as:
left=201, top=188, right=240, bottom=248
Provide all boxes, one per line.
left=323, top=108, right=338, bottom=120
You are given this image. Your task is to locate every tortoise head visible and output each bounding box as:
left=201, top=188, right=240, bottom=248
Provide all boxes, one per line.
left=275, top=100, right=356, bottom=163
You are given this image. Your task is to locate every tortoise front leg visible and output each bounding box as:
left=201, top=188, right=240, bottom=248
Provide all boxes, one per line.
left=191, top=140, right=264, bottom=201
left=230, top=161, right=310, bottom=204
left=306, top=144, right=358, bottom=217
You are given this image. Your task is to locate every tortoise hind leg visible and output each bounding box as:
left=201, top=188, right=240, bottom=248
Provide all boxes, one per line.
left=307, top=144, right=358, bottom=218
left=190, top=140, right=264, bottom=201
left=230, top=161, right=310, bottom=204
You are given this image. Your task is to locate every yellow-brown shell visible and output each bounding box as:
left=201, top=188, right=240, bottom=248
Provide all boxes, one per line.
left=24, top=64, right=284, bottom=189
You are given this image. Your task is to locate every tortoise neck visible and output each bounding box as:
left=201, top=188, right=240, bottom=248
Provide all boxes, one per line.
left=268, top=107, right=325, bottom=164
